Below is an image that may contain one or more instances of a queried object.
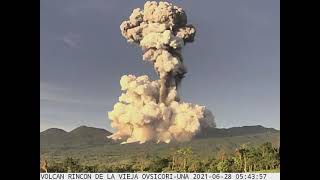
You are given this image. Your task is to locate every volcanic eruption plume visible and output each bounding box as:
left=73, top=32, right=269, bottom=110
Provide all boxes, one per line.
left=108, top=1, right=215, bottom=144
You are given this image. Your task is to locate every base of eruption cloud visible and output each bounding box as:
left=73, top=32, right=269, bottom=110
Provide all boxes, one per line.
left=107, top=1, right=215, bottom=144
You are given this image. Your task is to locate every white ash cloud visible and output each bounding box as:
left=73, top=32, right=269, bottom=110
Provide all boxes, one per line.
left=108, top=1, right=215, bottom=144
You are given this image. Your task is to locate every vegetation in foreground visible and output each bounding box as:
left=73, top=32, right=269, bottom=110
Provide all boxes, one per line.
left=42, top=142, right=279, bottom=173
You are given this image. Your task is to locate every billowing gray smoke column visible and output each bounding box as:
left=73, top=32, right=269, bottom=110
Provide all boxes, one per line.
left=108, top=1, right=215, bottom=144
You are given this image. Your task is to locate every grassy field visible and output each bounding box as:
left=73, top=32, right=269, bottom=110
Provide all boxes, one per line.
left=254, top=168, right=280, bottom=173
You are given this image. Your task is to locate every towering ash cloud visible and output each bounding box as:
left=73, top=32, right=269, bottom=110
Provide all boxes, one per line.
left=108, top=1, right=215, bottom=144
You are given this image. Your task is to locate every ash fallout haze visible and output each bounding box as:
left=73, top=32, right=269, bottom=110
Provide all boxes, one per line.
left=40, top=0, right=280, bottom=133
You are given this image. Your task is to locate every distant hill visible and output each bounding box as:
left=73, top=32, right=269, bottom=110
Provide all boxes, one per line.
left=40, top=126, right=113, bottom=149
left=196, top=125, right=279, bottom=138
left=41, top=128, right=68, bottom=136
left=41, top=125, right=279, bottom=150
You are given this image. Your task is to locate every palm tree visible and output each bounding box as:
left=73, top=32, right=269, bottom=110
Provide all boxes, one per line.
left=233, top=148, right=243, bottom=172
left=173, top=147, right=194, bottom=172
left=237, top=144, right=250, bottom=172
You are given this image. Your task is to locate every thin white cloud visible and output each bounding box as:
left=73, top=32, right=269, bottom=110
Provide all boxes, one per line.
left=63, top=0, right=115, bottom=16
left=62, top=32, right=81, bottom=48
left=40, top=81, right=112, bottom=106
left=40, top=81, right=80, bottom=104
left=40, top=81, right=113, bottom=131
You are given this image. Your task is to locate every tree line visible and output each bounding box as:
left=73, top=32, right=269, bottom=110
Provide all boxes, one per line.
left=43, top=142, right=279, bottom=173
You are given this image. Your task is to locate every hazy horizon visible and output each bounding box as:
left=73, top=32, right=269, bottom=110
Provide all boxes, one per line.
left=41, top=0, right=280, bottom=132
left=40, top=124, right=280, bottom=133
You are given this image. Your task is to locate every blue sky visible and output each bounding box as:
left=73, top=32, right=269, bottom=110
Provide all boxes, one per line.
left=40, top=0, right=280, bottom=132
